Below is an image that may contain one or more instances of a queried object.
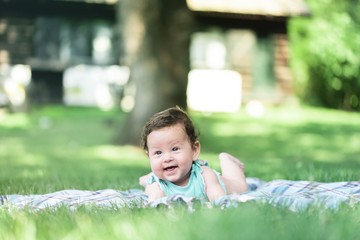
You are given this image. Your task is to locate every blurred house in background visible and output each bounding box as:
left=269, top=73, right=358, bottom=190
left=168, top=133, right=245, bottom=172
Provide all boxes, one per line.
left=0, top=0, right=121, bottom=110
left=0, top=0, right=309, bottom=112
left=187, top=0, right=310, bottom=112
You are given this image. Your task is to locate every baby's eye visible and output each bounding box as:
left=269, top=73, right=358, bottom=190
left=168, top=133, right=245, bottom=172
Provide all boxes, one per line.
left=154, top=150, right=162, bottom=155
left=172, top=147, right=179, bottom=151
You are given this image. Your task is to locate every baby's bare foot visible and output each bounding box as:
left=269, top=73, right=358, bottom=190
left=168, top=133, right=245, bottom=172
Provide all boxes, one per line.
left=219, top=152, right=245, bottom=169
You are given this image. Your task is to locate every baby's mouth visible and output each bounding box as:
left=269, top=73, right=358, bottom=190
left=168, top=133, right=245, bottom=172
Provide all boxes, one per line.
left=164, top=166, right=177, bottom=172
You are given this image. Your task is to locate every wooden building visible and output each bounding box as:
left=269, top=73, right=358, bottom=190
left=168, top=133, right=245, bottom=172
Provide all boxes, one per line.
left=187, top=0, right=310, bottom=104
left=0, top=0, right=117, bottom=104
left=0, top=0, right=309, bottom=107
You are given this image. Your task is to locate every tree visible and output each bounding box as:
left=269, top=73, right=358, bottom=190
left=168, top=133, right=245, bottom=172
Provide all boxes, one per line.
left=114, top=0, right=195, bottom=145
left=289, top=0, right=360, bottom=111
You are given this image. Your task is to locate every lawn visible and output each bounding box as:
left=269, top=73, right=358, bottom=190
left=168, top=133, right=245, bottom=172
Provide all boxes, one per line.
left=0, top=105, right=359, bottom=240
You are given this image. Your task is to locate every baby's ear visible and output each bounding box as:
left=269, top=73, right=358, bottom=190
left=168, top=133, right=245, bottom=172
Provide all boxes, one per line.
left=192, top=141, right=201, bottom=160
left=193, top=140, right=200, bottom=148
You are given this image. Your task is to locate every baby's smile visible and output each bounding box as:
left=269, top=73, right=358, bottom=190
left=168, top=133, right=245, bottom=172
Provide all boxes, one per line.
left=163, top=165, right=178, bottom=174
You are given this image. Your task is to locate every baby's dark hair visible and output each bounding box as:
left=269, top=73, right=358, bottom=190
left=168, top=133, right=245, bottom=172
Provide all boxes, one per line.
left=141, top=106, right=199, bottom=150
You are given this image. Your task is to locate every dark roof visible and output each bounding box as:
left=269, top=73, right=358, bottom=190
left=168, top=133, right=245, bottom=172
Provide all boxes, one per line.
left=0, top=0, right=115, bottom=19
left=186, top=0, right=310, bottom=18
left=0, top=0, right=310, bottom=20
left=36, top=0, right=311, bottom=17
left=52, top=0, right=116, bottom=4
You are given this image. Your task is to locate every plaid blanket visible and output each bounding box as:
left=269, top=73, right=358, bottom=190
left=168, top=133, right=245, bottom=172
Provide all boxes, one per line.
left=1, top=178, right=359, bottom=212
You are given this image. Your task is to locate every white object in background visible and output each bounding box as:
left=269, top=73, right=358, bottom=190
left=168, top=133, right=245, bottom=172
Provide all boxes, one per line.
left=63, top=65, right=129, bottom=110
left=0, top=64, right=31, bottom=107
left=187, top=69, right=242, bottom=113
left=246, top=100, right=266, bottom=118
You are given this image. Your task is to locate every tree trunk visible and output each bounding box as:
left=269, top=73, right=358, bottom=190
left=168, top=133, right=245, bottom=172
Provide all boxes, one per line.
left=114, top=0, right=195, bottom=146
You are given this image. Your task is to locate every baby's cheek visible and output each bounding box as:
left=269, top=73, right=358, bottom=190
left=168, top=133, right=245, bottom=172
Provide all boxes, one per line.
left=151, top=164, right=163, bottom=177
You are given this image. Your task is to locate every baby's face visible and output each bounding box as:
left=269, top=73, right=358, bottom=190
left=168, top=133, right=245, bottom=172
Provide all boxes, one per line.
left=146, top=123, right=200, bottom=186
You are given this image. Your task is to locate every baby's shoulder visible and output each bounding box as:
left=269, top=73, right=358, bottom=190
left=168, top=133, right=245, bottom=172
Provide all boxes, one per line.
left=194, top=159, right=209, bottom=167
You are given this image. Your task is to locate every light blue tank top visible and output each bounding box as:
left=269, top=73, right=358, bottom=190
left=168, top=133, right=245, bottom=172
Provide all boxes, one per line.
left=147, top=160, right=226, bottom=201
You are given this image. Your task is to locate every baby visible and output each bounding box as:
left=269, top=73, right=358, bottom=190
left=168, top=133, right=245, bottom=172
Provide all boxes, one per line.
left=139, top=106, right=247, bottom=202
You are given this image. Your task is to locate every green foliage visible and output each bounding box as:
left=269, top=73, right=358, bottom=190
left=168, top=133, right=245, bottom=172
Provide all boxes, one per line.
left=1, top=106, right=360, bottom=239
left=289, top=0, right=360, bottom=111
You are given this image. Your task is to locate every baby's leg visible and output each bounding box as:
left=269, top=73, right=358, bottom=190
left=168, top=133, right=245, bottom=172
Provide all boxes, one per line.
left=219, top=152, right=248, bottom=194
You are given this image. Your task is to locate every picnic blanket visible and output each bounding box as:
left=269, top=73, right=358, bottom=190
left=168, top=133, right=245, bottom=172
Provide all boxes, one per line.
left=1, top=178, right=359, bottom=212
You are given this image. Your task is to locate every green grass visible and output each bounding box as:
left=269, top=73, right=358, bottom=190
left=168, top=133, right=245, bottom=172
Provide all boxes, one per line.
left=193, top=107, right=360, bottom=182
left=1, top=105, right=360, bottom=240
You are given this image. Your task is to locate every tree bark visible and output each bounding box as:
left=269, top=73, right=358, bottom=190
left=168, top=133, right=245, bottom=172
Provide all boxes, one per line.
left=114, top=0, right=195, bottom=146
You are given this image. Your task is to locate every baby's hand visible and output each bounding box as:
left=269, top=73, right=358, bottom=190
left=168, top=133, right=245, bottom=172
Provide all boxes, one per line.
left=139, top=173, right=152, bottom=187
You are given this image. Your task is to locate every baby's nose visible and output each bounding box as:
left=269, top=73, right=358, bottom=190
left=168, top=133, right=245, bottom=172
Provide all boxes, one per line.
left=163, top=152, right=173, bottom=162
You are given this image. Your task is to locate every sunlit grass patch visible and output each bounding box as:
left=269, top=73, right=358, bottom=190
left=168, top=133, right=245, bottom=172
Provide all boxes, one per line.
left=0, top=112, right=30, bottom=129
left=86, top=145, right=146, bottom=166
left=192, top=106, right=360, bottom=181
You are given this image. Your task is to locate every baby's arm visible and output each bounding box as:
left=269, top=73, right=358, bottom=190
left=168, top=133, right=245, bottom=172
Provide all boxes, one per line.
left=145, top=182, right=165, bottom=202
left=201, top=166, right=226, bottom=201
left=139, top=172, right=152, bottom=187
